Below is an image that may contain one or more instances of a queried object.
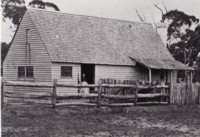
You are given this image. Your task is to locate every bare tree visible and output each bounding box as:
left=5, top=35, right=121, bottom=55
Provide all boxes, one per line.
left=136, top=10, right=146, bottom=22
left=162, top=2, right=168, bottom=13
left=154, top=4, right=164, bottom=19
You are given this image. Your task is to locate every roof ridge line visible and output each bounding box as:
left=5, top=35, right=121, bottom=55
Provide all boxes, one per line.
left=27, top=7, right=152, bottom=25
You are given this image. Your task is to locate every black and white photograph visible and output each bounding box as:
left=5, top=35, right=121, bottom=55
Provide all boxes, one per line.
left=1, top=0, right=200, bottom=136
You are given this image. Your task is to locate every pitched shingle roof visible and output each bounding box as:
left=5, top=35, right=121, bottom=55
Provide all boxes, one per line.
left=27, top=9, right=193, bottom=70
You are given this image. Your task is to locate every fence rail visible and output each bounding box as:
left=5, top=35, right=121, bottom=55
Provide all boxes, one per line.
left=3, top=81, right=169, bottom=88
left=3, top=79, right=192, bottom=109
left=4, top=81, right=53, bottom=87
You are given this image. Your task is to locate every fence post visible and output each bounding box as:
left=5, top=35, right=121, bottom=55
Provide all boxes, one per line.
left=97, top=80, right=102, bottom=108
left=52, top=79, right=57, bottom=108
left=167, top=83, right=171, bottom=105
left=134, top=83, right=138, bottom=106
left=1, top=79, right=4, bottom=110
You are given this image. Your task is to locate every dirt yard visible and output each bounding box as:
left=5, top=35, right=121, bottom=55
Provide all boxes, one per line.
left=2, top=103, right=200, bottom=137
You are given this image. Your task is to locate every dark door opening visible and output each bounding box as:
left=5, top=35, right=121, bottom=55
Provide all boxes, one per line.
left=81, top=64, right=95, bottom=84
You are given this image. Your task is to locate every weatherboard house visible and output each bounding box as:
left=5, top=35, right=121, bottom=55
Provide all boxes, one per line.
left=3, top=9, right=193, bottom=94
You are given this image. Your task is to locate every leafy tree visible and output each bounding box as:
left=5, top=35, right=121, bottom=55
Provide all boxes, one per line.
left=2, top=0, right=26, bottom=27
left=2, top=0, right=60, bottom=27
left=160, top=10, right=200, bottom=81
left=162, top=10, right=199, bottom=65
left=1, top=42, right=10, bottom=76
left=29, top=0, right=60, bottom=11
left=1, top=42, right=10, bottom=63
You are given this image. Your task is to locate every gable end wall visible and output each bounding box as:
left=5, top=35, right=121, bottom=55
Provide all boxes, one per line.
left=3, top=12, right=52, bottom=93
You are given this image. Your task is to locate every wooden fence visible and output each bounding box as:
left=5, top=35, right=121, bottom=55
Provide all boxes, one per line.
left=170, top=82, right=200, bottom=105
left=1, top=79, right=171, bottom=108
left=2, top=81, right=52, bottom=107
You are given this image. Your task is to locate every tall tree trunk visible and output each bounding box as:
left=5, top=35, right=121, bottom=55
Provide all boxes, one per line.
left=184, top=49, right=186, bottom=64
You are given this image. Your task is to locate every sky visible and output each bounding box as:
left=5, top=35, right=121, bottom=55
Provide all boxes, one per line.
left=1, top=0, right=200, bottom=43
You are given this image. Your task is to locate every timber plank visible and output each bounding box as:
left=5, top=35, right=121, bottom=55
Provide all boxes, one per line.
left=57, top=93, right=98, bottom=99
left=137, top=93, right=169, bottom=98
left=137, top=102, right=168, bottom=105
left=56, top=102, right=97, bottom=107
left=101, top=94, right=136, bottom=99
left=101, top=103, right=135, bottom=107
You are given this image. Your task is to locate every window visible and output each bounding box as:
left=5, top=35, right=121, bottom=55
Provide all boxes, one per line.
left=61, top=66, right=72, bottom=77
left=26, top=66, right=33, bottom=78
left=18, top=66, right=25, bottom=77
left=18, top=66, right=34, bottom=78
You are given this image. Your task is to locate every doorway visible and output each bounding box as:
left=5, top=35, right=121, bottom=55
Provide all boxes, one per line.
left=81, top=64, right=95, bottom=84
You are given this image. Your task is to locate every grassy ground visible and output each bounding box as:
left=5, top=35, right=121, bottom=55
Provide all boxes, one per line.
left=2, top=103, right=200, bottom=137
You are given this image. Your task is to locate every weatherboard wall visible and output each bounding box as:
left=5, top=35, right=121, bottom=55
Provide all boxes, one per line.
left=3, top=12, right=52, bottom=93
left=95, top=64, right=143, bottom=83
left=51, top=63, right=81, bottom=95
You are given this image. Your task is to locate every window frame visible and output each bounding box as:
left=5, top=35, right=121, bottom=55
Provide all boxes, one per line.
left=18, top=66, right=34, bottom=78
left=61, top=66, right=73, bottom=78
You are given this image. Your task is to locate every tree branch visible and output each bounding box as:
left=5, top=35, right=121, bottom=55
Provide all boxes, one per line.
left=162, top=2, right=168, bottom=13
left=143, top=15, right=146, bottom=22
left=151, top=14, right=157, bottom=31
left=136, top=10, right=145, bottom=22
left=154, top=4, right=164, bottom=16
